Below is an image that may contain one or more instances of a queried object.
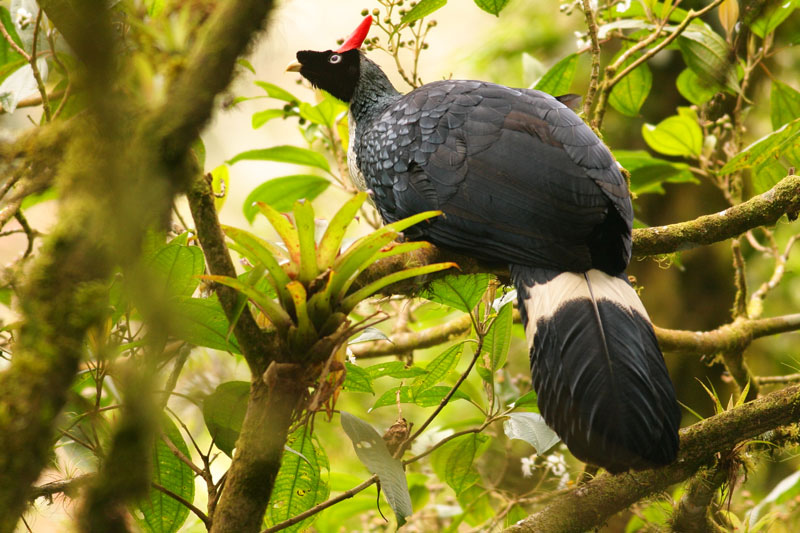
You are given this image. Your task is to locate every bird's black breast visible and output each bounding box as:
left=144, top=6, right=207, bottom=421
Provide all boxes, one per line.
left=354, top=80, right=633, bottom=274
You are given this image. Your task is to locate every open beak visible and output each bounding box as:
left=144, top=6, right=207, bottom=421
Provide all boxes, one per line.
left=285, top=61, right=302, bottom=73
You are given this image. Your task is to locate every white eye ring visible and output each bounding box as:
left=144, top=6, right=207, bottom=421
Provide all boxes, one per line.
left=329, top=54, right=342, bottom=64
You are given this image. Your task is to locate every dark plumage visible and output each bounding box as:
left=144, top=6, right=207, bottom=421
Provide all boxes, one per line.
left=290, top=17, right=681, bottom=473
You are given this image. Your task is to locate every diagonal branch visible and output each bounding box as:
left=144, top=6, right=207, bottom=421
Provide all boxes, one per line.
left=504, top=384, right=800, bottom=533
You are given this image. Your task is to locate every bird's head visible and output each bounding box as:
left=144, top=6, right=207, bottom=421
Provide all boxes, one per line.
left=287, top=16, right=373, bottom=103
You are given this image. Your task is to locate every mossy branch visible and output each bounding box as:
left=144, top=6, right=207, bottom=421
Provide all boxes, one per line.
left=504, top=384, right=800, bottom=533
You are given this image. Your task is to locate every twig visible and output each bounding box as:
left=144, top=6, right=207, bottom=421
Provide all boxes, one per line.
left=748, top=234, right=798, bottom=318
left=0, top=18, right=30, bottom=60
left=261, top=475, right=378, bottom=533
left=580, top=0, right=601, bottom=121
left=756, top=373, right=800, bottom=386
left=731, top=239, right=747, bottom=318
left=14, top=210, right=36, bottom=257
left=28, top=474, right=93, bottom=501
left=670, top=461, right=730, bottom=532
left=152, top=482, right=211, bottom=528
left=30, top=9, right=52, bottom=122
left=350, top=312, right=473, bottom=358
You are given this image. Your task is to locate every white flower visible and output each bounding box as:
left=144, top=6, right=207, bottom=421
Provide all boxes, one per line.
left=346, top=347, right=356, bottom=364
left=616, top=0, right=632, bottom=12
left=520, top=455, right=536, bottom=478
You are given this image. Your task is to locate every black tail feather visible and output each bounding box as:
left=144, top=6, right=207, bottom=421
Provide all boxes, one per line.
left=512, top=265, right=680, bottom=473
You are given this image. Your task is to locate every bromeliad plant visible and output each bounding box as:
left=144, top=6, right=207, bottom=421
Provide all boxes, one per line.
left=204, top=191, right=456, bottom=360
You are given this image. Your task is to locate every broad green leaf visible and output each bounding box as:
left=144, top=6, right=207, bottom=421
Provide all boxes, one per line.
left=458, top=484, right=494, bottom=527
left=370, top=385, right=470, bottom=410
left=770, top=80, right=800, bottom=129
left=256, top=202, right=301, bottom=264
left=503, top=412, right=560, bottom=454
left=505, top=504, right=529, bottom=529
left=609, top=48, right=652, bottom=117
left=751, top=143, right=800, bottom=194
left=473, top=0, right=510, bottom=16
left=476, top=302, right=512, bottom=382
left=509, top=389, right=539, bottom=411
left=223, top=225, right=292, bottom=308
left=641, top=108, right=703, bottom=157
left=431, top=433, right=490, bottom=495
left=228, top=145, right=330, bottom=173
left=243, top=175, right=329, bottom=222
left=340, top=412, right=412, bottom=526
left=421, top=273, right=491, bottom=313
left=614, top=150, right=698, bottom=194
left=676, top=68, right=717, bottom=106
left=314, top=496, right=375, bottom=532
left=254, top=81, right=298, bottom=102
left=134, top=416, right=194, bottom=533
left=252, top=109, right=286, bottom=129
left=533, top=54, right=578, bottom=96
left=719, top=117, right=800, bottom=176
left=401, top=0, right=447, bottom=24
left=343, top=362, right=374, bottom=394
left=748, top=0, right=797, bottom=38
left=172, top=297, right=241, bottom=353
left=412, top=343, right=464, bottom=395
left=148, top=243, right=205, bottom=298
left=210, top=164, right=229, bottom=211
left=299, top=96, right=345, bottom=127
left=365, top=361, right=427, bottom=379
left=677, top=25, right=739, bottom=94
left=264, top=427, right=330, bottom=533
left=202, top=381, right=250, bottom=457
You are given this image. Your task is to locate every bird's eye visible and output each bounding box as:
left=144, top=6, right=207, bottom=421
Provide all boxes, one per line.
left=329, top=54, right=342, bottom=64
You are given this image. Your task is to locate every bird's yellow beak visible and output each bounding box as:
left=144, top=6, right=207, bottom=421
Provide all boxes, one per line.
left=285, top=61, right=302, bottom=73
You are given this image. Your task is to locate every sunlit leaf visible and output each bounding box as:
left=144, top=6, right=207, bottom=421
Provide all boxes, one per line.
left=677, top=25, right=739, bottom=94
left=340, top=412, right=412, bottom=526
left=317, top=192, right=368, bottom=269
left=473, top=0, right=510, bottom=16
left=719, top=117, right=800, bottom=176
left=343, top=362, right=374, bottom=394
left=364, top=361, right=427, bottom=379
left=421, top=273, right=491, bottom=313
left=228, top=145, right=330, bottom=173
left=476, top=302, right=512, bottom=382
left=210, top=164, right=229, bottom=211
left=172, top=296, right=241, bottom=353
left=202, top=381, right=250, bottom=457
left=614, top=150, right=698, bottom=194
left=401, top=0, right=447, bottom=24
left=254, top=81, right=298, bottom=102
left=252, top=109, right=286, bottom=129
left=748, top=0, right=798, bottom=38
left=509, top=389, right=539, bottom=411
left=411, top=343, right=464, bottom=395
left=533, top=54, right=578, bottom=95
left=609, top=48, right=652, bottom=117
left=370, top=385, right=470, bottom=410
left=431, top=433, right=490, bottom=495
left=147, top=243, right=205, bottom=298
left=676, top=68, right=717, bottom=106
left=641, top=108, right=703, bottom=157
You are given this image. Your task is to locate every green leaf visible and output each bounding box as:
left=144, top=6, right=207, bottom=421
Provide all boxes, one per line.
left=343, top=362, right=374, bottom=394
left=349, top=327, right=391, bottom=344
left=134, top=416, right=194, bottom=533
left=222, top=225, right=292, bottom=308
left=401, top=0, right=447, bottom=24
left=299, top=95, right=346, bottom=127
left=172, top=297, right=241, bottom=353
left=412, top=343, right=464, bottom=395
left=238, top=57, right=255, bottom=74
left=0, top=8, right=24, bottom=68
left=748, top=0, right=798, bottom=38
left=771, top=80, right=800, bottom=129
left=254, top=81, right=298, bottom=102
left=256, top=202, right=301, bottom=265
left=147, top=243, right=205, bottom=298
left=421, top=273, right=491, bottom=313
left=609, top=48, right=652, bottom=117
left=509, top=389, right=539, bottom=411
left=477, top=302, right=512, bottom=382
left=458, top=484, right=494, bottom=527
left=677, top=25, right=739, bottom=94
left=473, top=0, right=511, bottom=16
left=340, top=412, right=413, bottom=526
left=503, top=412, right=560, bottom=454
left=264, top=427, right=330, bottom=533
left=365, top=361, right=427, bottom=379
left=202, top=381, right=250, bottom=457
left=252, top=109, right=287, bottom=129
left=292, top=199, right=319, bottom=284
left=210, top=164, right=229, bottom=211
left=719, top=117, right=800, bottom=176
left=228, top=145, right=330, bottom=173
left=431, top=433, right=490, bottom=495
left=201, top=274, right=293, bottom=331
left=192, top=137, right=206, bottom=170
left=317, top=192, right=368, bottom=269
left=370, top=385, right=471, bottom=410
left=614, top=150, right=698, bottom=194
left=641, top=107, right=703, bottom=157
left=533, top=54, right=578, bottom=96
left=676, top=68, right=717, bottom=106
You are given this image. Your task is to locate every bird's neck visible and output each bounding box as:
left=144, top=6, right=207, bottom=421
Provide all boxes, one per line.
left=349, top=56, right=401, bottom=130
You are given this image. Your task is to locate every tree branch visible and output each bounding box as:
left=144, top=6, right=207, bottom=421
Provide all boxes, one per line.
left=505, top=384, right=800, bottom=533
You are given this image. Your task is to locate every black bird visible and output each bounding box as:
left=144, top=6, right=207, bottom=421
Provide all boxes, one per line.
left=288, top=16, right=680, bottom=473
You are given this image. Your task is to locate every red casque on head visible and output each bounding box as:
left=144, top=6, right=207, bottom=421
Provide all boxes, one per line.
left=336, top=15, right=373, bottom=53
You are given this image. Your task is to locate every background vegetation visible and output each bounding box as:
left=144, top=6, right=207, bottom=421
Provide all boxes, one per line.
left=1, top=0, right=800, bottom=532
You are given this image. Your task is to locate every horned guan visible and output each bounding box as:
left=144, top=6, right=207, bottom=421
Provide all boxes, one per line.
left=288, top=16, right=680, bottom=473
